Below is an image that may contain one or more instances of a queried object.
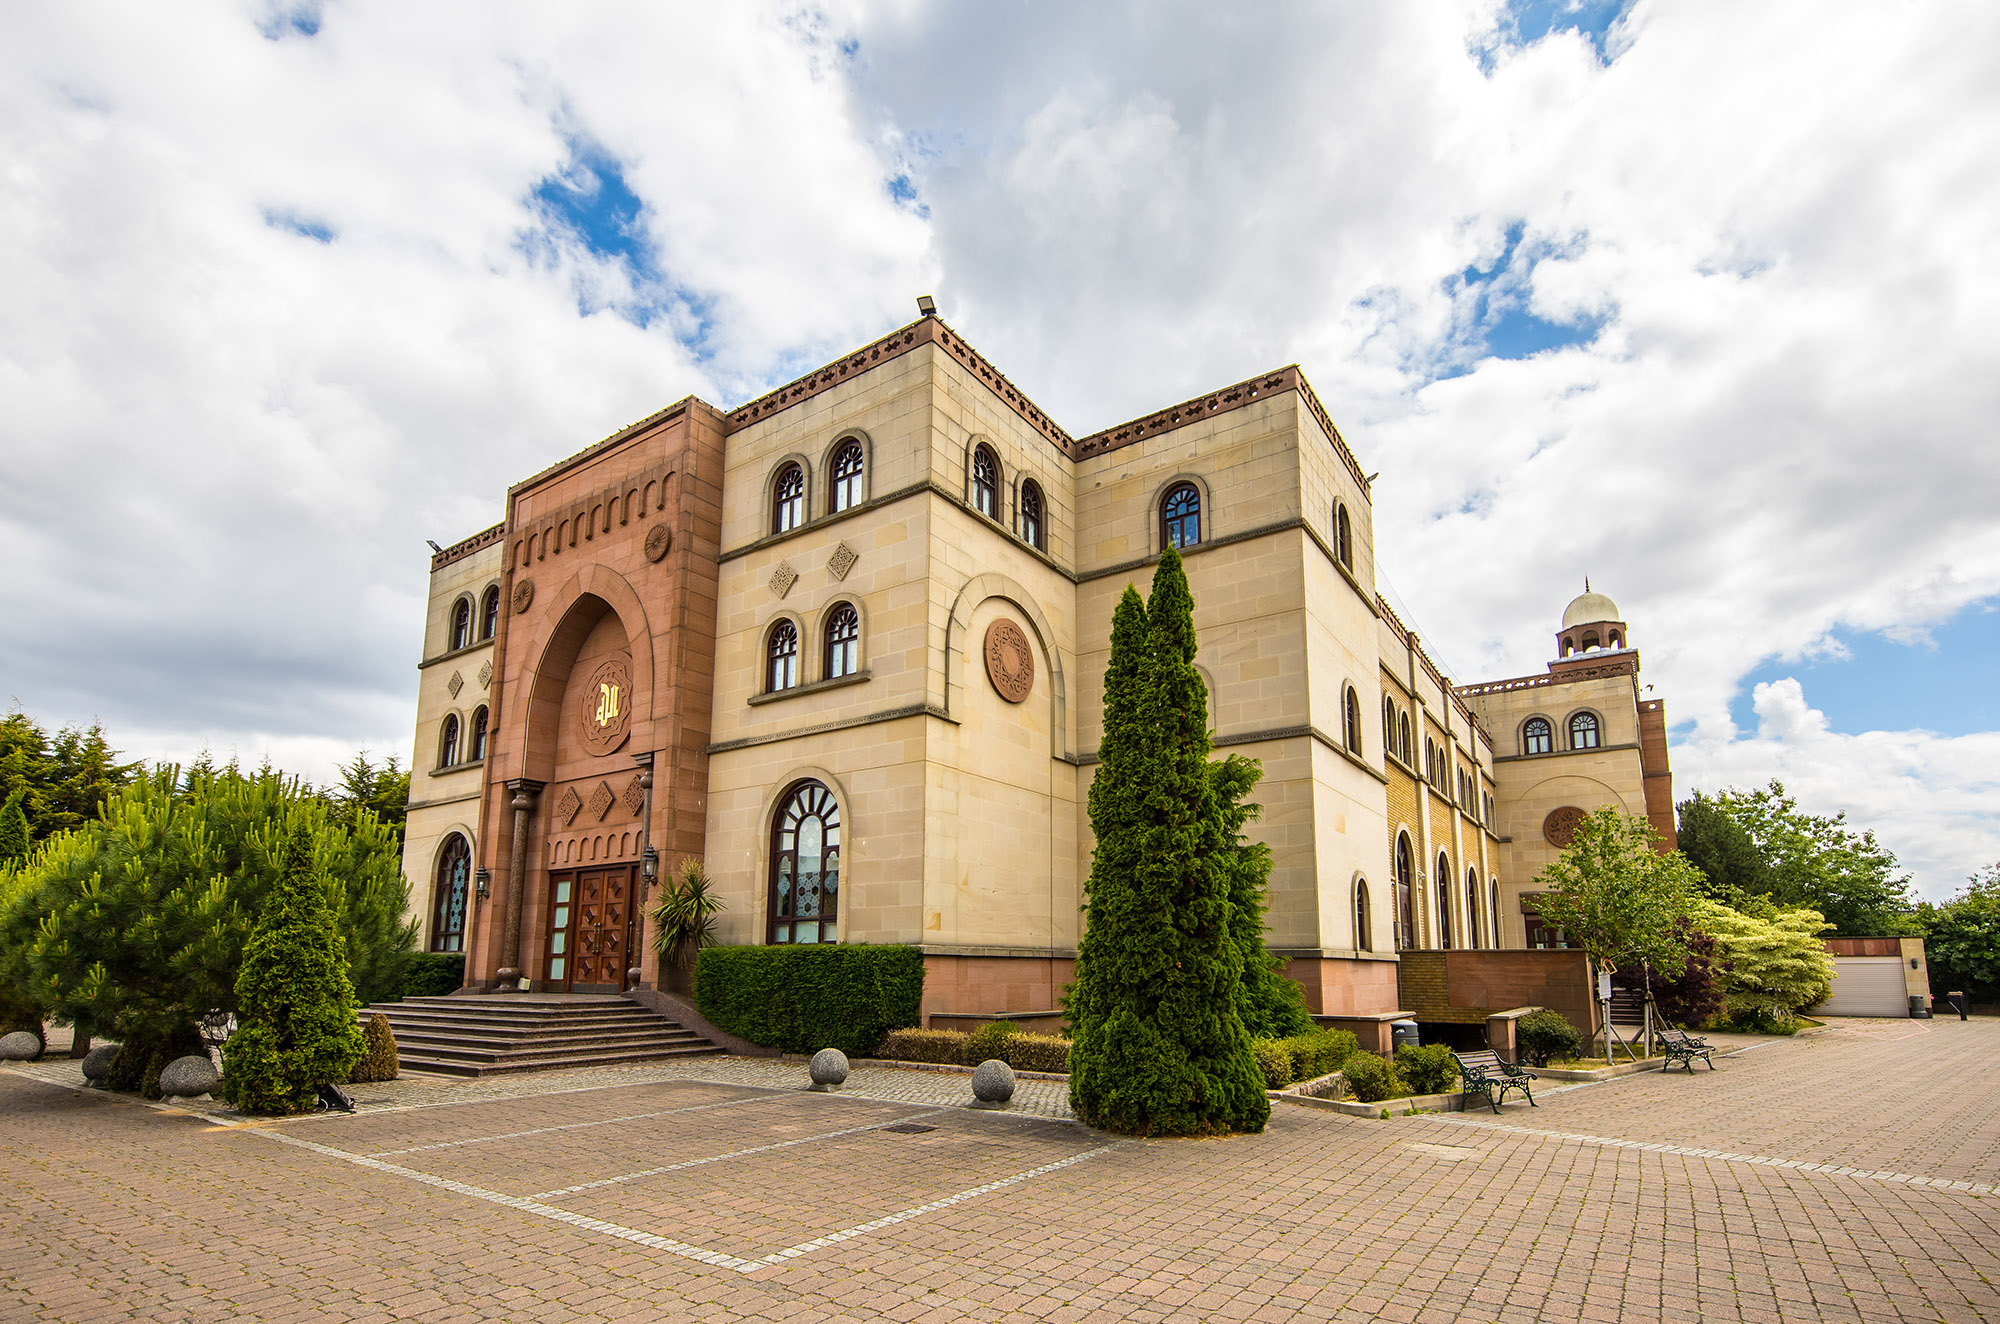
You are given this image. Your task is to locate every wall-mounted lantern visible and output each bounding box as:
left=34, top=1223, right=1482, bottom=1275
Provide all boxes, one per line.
left=475, top=867, right=491, bottom=900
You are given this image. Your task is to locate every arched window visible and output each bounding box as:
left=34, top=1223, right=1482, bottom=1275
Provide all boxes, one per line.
left=767, top=620, right=799, bottom=692
left=469, top=706, right=489, bottom=762
left=480, top=586, right=500, bottom=641
left=1334, top=502, right=1353, bottom=570
left=1161, top=482, right=1201, bottom=550
left=439, top=714, right=460, bottom=768
left=1343, top=686, right=1362, bottom=756
left=769, top=781, right=840, bottom=945
left=824, top=604, right=859, bottom=679
left=1490, top=877, right=1501, bottom=947
left=1020, top=479, right=1045, bottom=551
left=772, top=462, right=805, bottom=534
left=450, top=598, right=472, bottom=651
left=1466, top=868, right=1482, bottom=949
left=431, top=834, right=471, bottom=954
left=1399, top=713, right=1412, bottom=764
left=1524, top=716, right=1553, bottom=756
left=1580, top=631, right=1601, bottom=652
left=1395, top=835, right=1415, bottom=950
left=1569, top=711, right=1601, bottom=749
left=1355, top=879, right=1372, bottom=953
left=972, top=445, right=1000, bottom=519
left=1382, top=698, right=1395, bottom=755
left=1436, top=854, right=1454, bottom=950
left=830, top=439, right=865, bottom=513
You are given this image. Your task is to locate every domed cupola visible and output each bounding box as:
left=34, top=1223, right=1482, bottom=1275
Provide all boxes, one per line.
left=1557, top=581, right=1628, bottom=658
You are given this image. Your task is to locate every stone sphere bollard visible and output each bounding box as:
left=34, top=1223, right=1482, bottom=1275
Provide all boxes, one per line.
left=80, top=1043, right=119, bottom=1084
left=971, top=1058, right=1016, bottom=1108
left=809, top=1047, right=850, bottom=1092
left=157, top=1054, right=220, bottom=1099
left=0, top=1030, right=40, bottom=1062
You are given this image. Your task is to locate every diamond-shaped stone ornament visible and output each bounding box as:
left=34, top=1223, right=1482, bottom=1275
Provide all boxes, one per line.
left=828, top=542, right=858, bottom=581
left=769, top=561, right=798, bottom=599
left=555, top=786, right=582, bottom=826
left=446, top=671, right=463, bottom=699
left=587, top=781, right=616, bottom=822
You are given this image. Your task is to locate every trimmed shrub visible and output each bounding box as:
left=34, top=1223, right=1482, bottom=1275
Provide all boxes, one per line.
left=1394, top=1043, right=1458, bottom=1095
left=104, top=1024, right=205, bottom=1100
left=1340, top=1052, right=1405, bottom=1103
left=346, top=1013, right=399, bottom=1083
left=1517, top=1010, right=1584, bottom=1067
left=964, top=1020, right=1019, bottom=1064
left=1280, top=1028, right=1357, bottom=1082
left=695, top=944, right=924, bottom=1057
left=398, top=953, right=465, bottom=1000
left=1003, top=1033, right=1071, bottom=1074
left=1252, top=1039, right=1293, bottom=1090
left=875, top=1028, right=968, bottom=1065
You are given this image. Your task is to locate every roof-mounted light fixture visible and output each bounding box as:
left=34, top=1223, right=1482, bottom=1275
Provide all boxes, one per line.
left=916, top=294, right=937, bottom=317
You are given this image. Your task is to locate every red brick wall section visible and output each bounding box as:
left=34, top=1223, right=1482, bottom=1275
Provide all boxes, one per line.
left=1398, top=949, right=1599, bottom=1033
left=1638, top=697, right=1676, bottom=850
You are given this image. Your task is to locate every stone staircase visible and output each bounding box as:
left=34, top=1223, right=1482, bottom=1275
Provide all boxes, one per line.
left=357, top=994, right=723, bottom=1077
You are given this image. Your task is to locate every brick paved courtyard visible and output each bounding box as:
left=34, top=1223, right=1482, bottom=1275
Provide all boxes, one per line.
left=4, top=1018, right=1998, bottom=1323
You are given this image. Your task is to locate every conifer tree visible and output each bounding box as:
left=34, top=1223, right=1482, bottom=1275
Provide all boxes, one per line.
left=0, top=789, right=27, bottom=866
left=222, top=822, right=365, bottom=1115
left=1211, top=754, right=1313, bottom=1038
left=1069, top=551, right=1269, bottom=1135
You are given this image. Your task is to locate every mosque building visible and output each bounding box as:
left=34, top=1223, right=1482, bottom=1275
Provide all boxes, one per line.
left=399, top=311, right=1672, bottom=1029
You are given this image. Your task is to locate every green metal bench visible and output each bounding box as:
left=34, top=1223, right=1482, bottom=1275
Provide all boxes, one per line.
left=1452, top=1050, right=1537, bottom=1114
left=1657, top=1025, right=1715, bottom=1072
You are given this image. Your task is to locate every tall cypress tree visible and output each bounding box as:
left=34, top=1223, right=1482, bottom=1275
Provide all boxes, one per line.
left=1211, top=754, right=1313, bottom=1038
left=1069, top=551, right=1269, bottom=1135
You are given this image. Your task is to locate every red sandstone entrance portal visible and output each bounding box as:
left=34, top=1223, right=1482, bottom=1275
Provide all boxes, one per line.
left=542, top=866, right=634, bottom=992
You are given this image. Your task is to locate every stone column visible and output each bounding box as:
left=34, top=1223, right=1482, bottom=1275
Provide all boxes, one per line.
left=496, top=779, right=542, bottom=990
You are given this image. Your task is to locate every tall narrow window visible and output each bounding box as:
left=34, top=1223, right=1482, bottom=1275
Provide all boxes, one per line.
left=824, top=604, right=859, bottom=679
left=1491, top=878, right=1501, bottom=948
left=1524, top=716, right=1553, bottom=755
left=1334, top=502, right=1353, bottom=570
left=439, top=714, right=460, bottom=768
left=1395, top=835, right=1415, bottom=950
left=830, top=440, right=865, bottom=513
left=972, top=445, right=1000, bottom=518
left=1383, top=698, right=1395, bottom=755
left=772, top=463, right=805, bottom=533
left=1355, top=880, right=1372, bottom=952
left=1569, top=711, right=1601, bottom=749
left=1020, top=479, right=1045, bottom=550
left=1161, top=482, right=1201, bottom=549
left=469, top=706, right=489, bottom=761
left=1436, top=855, right=1454, bottom=950
left=450, top=599, right=472, bottom=651
left=769, top=781, right=840, bottom=945
left=1343, top=686, right=1363, bottom=755
left=431, top=834, right=471, bottom=954
left=1399, top=713, right=1412, bottom=764
left=1466, top=869, right=1482, bottom=949
left=480, top=586, right=500, bottom=641
left=767, top=620, right=799, bottom=692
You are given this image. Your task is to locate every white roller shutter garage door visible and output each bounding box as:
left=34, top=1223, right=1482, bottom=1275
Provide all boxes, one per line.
left=1812, top=956, right=1909, bottom=1017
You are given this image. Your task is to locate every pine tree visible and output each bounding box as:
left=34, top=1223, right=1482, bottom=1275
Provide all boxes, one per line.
left=0, top=789, right=28, bottom=866
left=222, top=821, right=365, bottom=1115
left=1068, top=551, right=1269, bottom=1135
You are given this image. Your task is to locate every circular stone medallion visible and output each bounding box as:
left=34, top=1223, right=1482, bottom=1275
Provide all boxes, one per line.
left=578, top=653, right=635, bottom=756
left=511, top=579, right=535, bottom=614
left=983, top=619, right=1035, bottom=703
left=1543, top=806, right=1588, bottom=848
left=644, top=524, right=673, bottom=563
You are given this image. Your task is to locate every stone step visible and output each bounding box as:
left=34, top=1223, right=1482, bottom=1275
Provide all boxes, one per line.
left=352, top=994, right=722, bottom=1076
left=387, top=1029, right=710, bottom=1058
left=396, top=1042, right=724, bottom=1078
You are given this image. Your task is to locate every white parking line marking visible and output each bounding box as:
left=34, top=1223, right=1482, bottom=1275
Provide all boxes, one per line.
left=527, top=1109, right=954, bottom=1199
left=367, top=1092, right=783, bottom=1156
left=1419, top=1115, right=1994, bottom=1196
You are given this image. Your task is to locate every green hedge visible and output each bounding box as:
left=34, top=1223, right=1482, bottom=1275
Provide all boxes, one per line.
left=1340, top=1052, right=1405, bottom=1103
left=1394, top=1043, right=1458, bottom=1094
left=1003, top=1033, right=1070, bottom=1074
left=696, top=944, right=924, bottom=1057
left=876, top=1028, right=969, bottom=1064
left=397, top=953, right=465, bottom=1000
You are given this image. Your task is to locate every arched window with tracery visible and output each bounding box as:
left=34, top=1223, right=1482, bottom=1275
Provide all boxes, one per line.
left=480, top=586, right=500, bottom=641
left=1343, top=686, right=1363, bottom=756
left=1569, top=711, right=1601, bottom=749
left=1524, top=716, right=1553, bottom=755
left=824, top=604, right=859, bottom=679
left=1395, top=835, right=1415, bottom=950
left=972, top=445, right=1000, bottom=519
left=439, top=714, right=460, bottom=768
left=772, top=463, right=805, bottom=534
left=1436, top=854, right=1454, bottom=950
left=469, top=706, right=489, bottom=762
left=1161, top=482, right=1201, bottom=550
left=431, top=834, right=471, bottom=954
left=767, top=620, right=799, bottom=692
left=1335, top=502, right=1353, bottom=570
left=769, top=781, right=840, bottom=945
left=830, top=440, right=865, bottom=513
left=1355, top=879, right=1372, bottom=952
left=1466, top=868, right=1482, bottom=949
left=450, top=598, right=472, bottom=651
left=1020, top=479, right=1045, bottom=551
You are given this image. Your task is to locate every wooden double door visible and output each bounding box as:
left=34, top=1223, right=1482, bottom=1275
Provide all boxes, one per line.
left=543, top=866, right=635, bottom=992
